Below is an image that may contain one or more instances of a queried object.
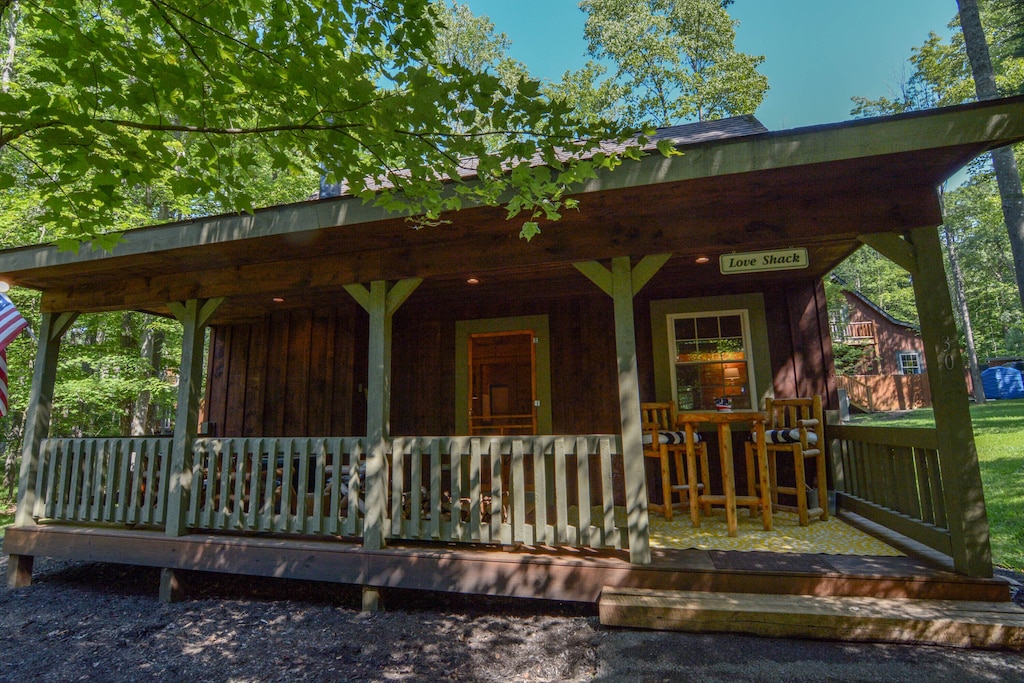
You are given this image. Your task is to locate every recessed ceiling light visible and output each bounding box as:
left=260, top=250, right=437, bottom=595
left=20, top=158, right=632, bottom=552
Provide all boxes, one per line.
left=695, top=256, right=711, bottom=264
left=272, top=297, right=285, bottom=303
left=466, top=277, right=480, bottom=285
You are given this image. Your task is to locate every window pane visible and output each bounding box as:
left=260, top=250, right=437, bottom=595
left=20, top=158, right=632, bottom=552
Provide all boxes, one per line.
left=695, top=316, right=719, bottom=339
left=719, top=315, right=742, bottom=338
left=674, top=318, right=696, bottom=341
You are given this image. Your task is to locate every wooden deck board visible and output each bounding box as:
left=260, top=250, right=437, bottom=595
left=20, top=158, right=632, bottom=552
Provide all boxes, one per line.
left=4, top=525, right=1013, bottom=604
left=599, top=587, right=1024, bottom=649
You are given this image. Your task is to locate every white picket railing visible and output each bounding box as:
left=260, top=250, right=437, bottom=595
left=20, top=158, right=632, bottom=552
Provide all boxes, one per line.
left=30, top=434, right=629, bottom=552
left=33, top=437, right=172, bottom=527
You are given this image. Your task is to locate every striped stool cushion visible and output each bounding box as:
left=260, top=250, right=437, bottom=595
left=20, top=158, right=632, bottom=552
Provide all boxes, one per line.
left=751, top=429, right=819, bottom=444
left=642, top=430, right=701, bottom=445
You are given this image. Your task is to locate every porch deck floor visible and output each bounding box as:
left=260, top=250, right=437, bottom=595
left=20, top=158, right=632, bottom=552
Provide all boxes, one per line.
left=5, top=516, right=1011, bottom=606
left=648, top=508, right=903, bottom=556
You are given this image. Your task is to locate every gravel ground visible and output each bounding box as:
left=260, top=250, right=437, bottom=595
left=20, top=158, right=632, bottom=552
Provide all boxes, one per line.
left=3, top=541, right=1024, bottom=682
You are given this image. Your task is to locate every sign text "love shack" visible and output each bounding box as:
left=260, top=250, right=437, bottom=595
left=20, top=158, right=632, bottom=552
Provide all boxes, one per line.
left=719, top=248, right=809, bottom=275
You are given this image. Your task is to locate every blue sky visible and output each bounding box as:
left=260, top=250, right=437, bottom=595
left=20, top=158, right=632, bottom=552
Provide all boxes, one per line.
left=462, top=1, right=958, bottom=131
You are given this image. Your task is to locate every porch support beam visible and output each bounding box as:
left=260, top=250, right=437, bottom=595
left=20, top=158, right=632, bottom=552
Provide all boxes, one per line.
left=858, top=233, right=919, bottom=275
left=14, top=311, right=79, bottom=529
left=905, top=227, right=991, bottom=577
left=344, top=278, right=422, bottom=551
left=165, top=298, right=225, bottom=537
left=575, top=254, right=671, bottom=565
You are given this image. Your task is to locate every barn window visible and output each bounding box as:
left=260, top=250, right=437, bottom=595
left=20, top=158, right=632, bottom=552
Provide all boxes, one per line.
left=897, top=351, right=923, bottom=375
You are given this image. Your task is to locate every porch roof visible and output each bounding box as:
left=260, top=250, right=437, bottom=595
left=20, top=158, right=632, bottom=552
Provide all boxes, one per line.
left=1, top=95, right=1023, bottom=323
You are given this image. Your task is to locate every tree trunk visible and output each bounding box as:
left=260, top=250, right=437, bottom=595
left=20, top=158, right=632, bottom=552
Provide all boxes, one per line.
left=130, top=318, right=164, bottom=436
left=2, top=1, right=17, bottom=94
left=943, top=222, right=987, bottom=403
left=957, top=0, right=1024, bottom=314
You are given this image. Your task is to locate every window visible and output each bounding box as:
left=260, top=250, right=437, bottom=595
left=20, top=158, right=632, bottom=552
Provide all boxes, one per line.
left=897, top=351, right=923, bottom=375
left=669, top=311, right=754, bottom=411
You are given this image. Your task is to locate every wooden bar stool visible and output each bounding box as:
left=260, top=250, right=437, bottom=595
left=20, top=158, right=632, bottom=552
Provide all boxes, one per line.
left=640, top=402, right=706, bottom=521
left=750, top=395, right=829, bottom=526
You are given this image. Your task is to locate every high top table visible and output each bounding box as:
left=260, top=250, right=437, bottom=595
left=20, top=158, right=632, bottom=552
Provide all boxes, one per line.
left=676, top=410, right=773, bottom=537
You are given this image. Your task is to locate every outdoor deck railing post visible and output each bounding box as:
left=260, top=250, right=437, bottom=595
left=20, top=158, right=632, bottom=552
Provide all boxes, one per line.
left=8, top=310, right=77, bottom=589
left=866, top=228, right=992, bottom=577
left=165, top=298, right=224, bottom=539
left=574, top=255, right=671, bottom=565
left=14, top=311, right=78, bottom=529
left=344, top=278, right=422, bottom=556
left=907, top=225, right=992, bottom=577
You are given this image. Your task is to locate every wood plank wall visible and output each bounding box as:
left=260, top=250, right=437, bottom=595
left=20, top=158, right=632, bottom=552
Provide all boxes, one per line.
left=204, top=303, right=366, bottom=438
left=762, top=279, right=837, bottom=410
left=204, top=279, right=833, bottom=438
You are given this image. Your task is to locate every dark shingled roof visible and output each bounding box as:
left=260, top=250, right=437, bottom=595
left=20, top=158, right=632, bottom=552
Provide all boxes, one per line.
left=318, top=114, right=769, bottom=199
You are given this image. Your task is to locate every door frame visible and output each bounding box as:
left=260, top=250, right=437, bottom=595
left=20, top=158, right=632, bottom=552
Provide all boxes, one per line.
left=455, top=315, right=552, bottom=435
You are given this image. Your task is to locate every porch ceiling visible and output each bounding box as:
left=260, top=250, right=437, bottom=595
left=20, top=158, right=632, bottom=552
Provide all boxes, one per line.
left=1, top=96, right=1022, bottom=323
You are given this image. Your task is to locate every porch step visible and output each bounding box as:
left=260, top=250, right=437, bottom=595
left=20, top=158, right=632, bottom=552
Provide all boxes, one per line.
left=599, top=587, right=1024, bottom=649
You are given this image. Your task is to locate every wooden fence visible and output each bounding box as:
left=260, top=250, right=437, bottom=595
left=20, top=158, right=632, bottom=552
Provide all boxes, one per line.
left=33, top=437, right=172, bottom=527
left=829, top=424, right=952, bottom=557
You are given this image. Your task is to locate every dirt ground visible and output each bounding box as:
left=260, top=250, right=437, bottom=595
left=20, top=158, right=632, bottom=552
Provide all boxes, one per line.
left=3, top=543, right=1024, bottom=682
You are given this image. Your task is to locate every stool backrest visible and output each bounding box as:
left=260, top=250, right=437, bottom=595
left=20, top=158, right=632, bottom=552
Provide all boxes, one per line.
left=640, top=402, right=675, bottom=432
left=765, top=395, right=824, bottom=440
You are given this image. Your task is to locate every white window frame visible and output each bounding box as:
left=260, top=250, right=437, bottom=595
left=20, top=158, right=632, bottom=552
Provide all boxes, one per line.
left=896, top=350, right=923, bottom=375
left=667, top=309, right=757, bottom=412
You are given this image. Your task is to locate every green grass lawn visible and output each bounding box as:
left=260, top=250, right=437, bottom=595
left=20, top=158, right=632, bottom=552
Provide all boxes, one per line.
left=849, top=398, right=1024, bottom=571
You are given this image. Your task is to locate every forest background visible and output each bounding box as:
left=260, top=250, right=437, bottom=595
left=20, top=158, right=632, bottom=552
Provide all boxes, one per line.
left=0, top=0, right=1022, bottom=532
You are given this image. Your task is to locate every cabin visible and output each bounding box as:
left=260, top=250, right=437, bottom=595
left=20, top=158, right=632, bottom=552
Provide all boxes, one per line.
left=832, top=288, right=933, bottom=411
left=3, top=97, right=1024, bottom=616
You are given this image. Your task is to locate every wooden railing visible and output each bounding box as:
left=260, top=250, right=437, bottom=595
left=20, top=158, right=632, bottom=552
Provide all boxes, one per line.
left=186, top=435, right=627, bottom=550
left=830, top=424, right=952, bottom=557
left=33, top=437, right=172, bottom=527
left=187, top=437, right=367, bottom=536
left=836, top=375, right=875, bottom=412
left=830, top=320, right=877, bottom=343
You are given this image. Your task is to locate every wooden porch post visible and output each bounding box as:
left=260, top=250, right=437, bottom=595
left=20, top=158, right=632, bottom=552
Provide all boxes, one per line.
left=575, top=254, right=670, bottom=565
left=9, top=311, right=78, bottom=588
left=345, top=278, right=421, bottom=552
left=863, top=230, right=992, bottom=577
left=13, top=311, right=78, bottom=528
left=165, top=298, right=224, bottom=538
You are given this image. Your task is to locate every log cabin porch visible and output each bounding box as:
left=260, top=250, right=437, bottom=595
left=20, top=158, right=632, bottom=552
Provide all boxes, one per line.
left=4, top=97, right=1024, bottom=609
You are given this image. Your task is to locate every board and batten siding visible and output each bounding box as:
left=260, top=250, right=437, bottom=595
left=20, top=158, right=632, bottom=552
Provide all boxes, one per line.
left=204, top=305, right=365, bottom=438
left=203, top=280, right=832, bottom=438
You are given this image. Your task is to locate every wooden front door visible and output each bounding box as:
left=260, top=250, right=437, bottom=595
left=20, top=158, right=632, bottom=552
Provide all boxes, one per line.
left=467, top=331, right=537, bottom=435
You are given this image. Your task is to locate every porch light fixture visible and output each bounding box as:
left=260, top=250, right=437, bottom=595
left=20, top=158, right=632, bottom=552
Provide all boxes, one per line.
left=695, top=256, right=711, bottom=264
left=466, top=277, right=480, bottom=285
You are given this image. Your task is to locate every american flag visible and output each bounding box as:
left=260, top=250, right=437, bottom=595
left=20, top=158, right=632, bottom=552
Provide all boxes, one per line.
left=0, top=295, right=28, bottom=350
left=0, top=296, right=29, bottom=416
left=0, top=348, right=9, bottom=417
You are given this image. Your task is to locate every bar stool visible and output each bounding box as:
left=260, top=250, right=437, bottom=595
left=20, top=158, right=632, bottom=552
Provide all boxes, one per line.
left=640, top=402, right=706, bottom=520
left=748, top=395, right=828, bottom=526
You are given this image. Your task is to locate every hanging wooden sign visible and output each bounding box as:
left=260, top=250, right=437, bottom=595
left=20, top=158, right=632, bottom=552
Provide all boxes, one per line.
left=719, top=248, right=808, bottom=274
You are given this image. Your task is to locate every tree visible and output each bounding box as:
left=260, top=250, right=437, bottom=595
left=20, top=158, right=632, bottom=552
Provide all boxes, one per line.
left=943, top=173, right=1024, bottom=357
left=0, top=0, right=640, bottom=244
left=956, top=0, right=1024, bottom=318
left=567, top=0, right=768, bottom=127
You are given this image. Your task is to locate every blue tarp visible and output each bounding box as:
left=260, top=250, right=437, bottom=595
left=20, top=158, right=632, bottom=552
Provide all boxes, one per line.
left=980, top=366, right=1024, bottom=400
